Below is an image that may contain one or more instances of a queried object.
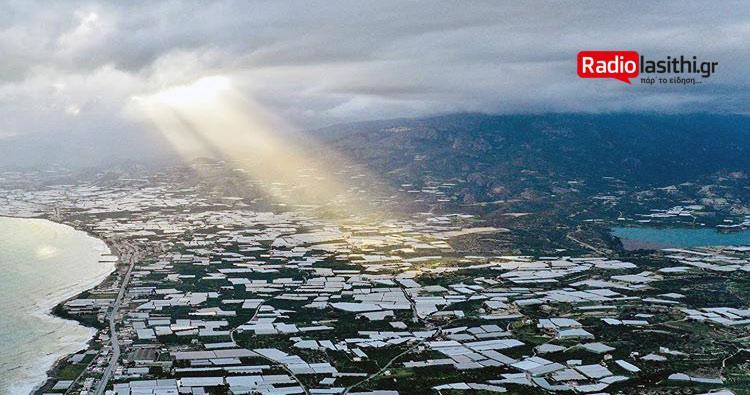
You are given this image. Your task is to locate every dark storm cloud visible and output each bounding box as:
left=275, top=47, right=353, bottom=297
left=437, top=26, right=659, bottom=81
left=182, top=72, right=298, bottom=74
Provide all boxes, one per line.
left=0, top=0, right=748, bottom=167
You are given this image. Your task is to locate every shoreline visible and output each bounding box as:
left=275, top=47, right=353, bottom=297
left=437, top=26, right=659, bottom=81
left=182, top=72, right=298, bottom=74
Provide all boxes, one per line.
left=0, top=215, right=120, bottom=395
left=36, top=216, right=122, bottom=395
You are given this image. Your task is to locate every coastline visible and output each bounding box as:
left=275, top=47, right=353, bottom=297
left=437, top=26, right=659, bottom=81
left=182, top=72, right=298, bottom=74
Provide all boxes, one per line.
left=0, top=215, right=119, bottom=395
left=29, top=257, right=114, bottom=394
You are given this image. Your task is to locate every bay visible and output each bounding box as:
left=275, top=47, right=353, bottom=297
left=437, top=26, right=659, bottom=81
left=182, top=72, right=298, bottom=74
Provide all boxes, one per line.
left=612, top=226, right=750, bottom=250
left=0, top=217, right=114, bottom=394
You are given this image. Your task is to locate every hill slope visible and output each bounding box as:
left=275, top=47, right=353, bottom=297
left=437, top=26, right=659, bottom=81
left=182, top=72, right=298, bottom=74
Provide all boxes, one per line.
left=314, top=113, right=750, bottom=201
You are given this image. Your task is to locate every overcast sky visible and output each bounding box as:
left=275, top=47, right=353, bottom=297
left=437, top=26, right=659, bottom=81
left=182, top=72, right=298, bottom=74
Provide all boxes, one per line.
left=0, top=0, right=748, bottom=167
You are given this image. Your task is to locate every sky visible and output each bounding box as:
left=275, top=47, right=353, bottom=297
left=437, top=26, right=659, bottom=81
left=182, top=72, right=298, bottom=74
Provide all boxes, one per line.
left=0, top=0, right=748, bottom=168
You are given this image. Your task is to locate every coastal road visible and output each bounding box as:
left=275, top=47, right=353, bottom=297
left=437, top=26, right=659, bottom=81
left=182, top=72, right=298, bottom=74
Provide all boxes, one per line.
left=92, top=241, right=142, bottom=395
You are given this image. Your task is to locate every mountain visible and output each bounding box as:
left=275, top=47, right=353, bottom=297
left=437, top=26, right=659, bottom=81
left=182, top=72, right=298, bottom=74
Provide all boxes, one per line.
left=313, top=113, right=750, bottom=201
left=0, top=126, right=178, bottom=171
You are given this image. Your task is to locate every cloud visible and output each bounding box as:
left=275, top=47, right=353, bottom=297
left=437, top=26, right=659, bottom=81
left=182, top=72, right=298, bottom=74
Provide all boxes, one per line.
left=0, top=0, right=748, bottom=167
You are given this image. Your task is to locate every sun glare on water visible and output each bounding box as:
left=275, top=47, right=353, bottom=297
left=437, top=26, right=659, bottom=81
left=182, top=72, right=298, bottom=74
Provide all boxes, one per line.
left=35, top=245, right=59, bottom=259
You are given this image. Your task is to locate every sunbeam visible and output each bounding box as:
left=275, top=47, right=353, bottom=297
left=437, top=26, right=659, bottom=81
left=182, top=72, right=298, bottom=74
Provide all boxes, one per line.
left=129, top=76, right=384, bottom=218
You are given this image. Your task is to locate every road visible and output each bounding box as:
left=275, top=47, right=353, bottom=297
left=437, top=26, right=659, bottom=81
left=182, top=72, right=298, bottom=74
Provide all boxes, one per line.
left=566, top=232, right=607, bottom=255
left=92, top=241, right=142, bottom=395
left=229, top=300, right=311, bottom=395
left=342, top=326, right=448, bottom=394
left=343, top=317, right=458, bottom=395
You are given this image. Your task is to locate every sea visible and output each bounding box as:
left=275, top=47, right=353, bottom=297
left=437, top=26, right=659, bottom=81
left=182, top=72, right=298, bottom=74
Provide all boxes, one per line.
left=0, top=217, right=114, bottom=394
left=612, top=226, right=750, bottom=250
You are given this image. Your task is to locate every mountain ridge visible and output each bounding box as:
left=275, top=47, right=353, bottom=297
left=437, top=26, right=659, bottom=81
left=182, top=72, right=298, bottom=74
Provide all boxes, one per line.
left=312, top=113, right=750, bottom=190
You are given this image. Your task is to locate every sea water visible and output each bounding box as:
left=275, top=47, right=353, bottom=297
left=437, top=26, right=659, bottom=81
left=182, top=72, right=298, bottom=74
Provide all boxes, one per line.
left=612, top=226, right=750, bottom=250
left=0, top=217, right=114, bottom=394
